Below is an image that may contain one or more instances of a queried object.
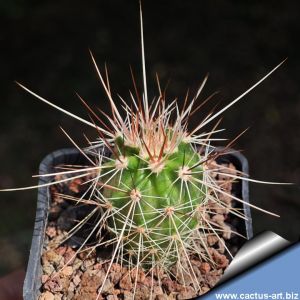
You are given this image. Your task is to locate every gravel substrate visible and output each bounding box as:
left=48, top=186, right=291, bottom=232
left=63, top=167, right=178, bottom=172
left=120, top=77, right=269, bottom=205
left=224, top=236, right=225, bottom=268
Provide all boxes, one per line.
left=39, top=160, right=244, bottom=300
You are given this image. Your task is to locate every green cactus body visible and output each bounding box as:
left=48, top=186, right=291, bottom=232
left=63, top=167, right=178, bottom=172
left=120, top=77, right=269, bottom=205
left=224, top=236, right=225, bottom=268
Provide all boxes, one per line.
left=102, top=137, right=206, bottom=266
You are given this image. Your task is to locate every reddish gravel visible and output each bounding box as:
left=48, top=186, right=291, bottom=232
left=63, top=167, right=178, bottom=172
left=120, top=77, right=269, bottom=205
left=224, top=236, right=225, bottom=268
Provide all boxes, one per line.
left=39, top=160, right=244, bottom=300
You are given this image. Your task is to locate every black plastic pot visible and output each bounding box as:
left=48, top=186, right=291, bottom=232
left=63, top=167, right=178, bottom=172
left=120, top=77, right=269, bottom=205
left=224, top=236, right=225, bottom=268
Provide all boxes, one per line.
left=23, top=148, right=253, bottom=300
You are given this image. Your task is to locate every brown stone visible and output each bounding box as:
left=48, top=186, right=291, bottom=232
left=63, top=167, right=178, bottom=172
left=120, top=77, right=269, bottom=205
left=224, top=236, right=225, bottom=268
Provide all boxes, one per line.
left=39, top=291, right=55, bottom=300
left=119, top=272, right=133, bottom=290
left=62, top=266, right=73, bottom=277
left=42, top=249, right=63, bottom=268
left=46, top=226, right=57, bottom=239
left=43, top=277, right=63, bottom=293
left=200, top=262, right=211, bottom=274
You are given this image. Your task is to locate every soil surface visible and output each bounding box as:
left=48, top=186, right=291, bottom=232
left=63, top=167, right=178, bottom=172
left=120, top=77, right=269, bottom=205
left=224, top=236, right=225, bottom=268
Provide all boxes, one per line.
left=39, top=159, right=245, bottom=300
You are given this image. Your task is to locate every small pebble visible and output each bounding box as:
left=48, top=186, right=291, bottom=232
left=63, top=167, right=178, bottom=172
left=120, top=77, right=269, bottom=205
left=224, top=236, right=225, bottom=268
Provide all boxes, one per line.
left=72, top=275, right=81, bottom=287
left=62, top=266, right=73, bottom=277
left=40, top=291, right=55, bottom=300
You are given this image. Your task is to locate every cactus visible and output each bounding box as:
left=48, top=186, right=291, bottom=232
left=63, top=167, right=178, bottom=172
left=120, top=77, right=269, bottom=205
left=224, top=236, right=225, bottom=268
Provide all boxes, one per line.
left=87, top=89, right=227, bottom=293
left=101, top=116, right=207, bottom=268
left=81, top=50, right=282, bottom=295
